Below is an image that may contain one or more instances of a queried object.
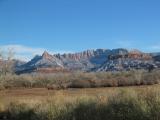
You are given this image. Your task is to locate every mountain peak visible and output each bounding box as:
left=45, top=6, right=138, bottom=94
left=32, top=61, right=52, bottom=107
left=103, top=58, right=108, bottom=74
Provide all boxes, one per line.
left=42, top=51, right=53, bottom=59
left=15, top=48, right=160, bottom=74
left=42, top=51, right=49, bottom=55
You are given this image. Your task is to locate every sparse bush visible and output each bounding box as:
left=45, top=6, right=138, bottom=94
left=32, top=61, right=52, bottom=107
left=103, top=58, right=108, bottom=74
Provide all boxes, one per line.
left=0, top=70, right=160, bottom=89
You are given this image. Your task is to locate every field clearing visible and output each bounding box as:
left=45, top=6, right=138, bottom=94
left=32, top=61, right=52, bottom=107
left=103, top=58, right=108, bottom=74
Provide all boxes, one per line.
left=0, top=84, right=160, bottom=104
left=0, top=84, right=160, bottom=120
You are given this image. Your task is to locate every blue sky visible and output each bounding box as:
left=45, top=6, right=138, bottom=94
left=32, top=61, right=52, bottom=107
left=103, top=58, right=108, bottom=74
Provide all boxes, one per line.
left=0, top=0, right=160, bottom=60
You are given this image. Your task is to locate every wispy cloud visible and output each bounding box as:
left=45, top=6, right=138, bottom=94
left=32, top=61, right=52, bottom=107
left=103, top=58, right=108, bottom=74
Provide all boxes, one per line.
left=0, top=44, right=73, bottom=61
left=1, top=44, right=45, bottom=55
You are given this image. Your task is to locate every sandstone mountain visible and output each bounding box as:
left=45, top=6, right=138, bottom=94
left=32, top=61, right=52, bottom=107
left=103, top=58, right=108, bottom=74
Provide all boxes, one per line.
left=96, top=50, right=158, bottom=72
left=15, top=48, right=160, bottom=74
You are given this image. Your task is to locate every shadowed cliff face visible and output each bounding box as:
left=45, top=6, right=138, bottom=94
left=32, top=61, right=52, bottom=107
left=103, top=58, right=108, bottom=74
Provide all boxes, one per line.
left=153, top=55, right=160, bottom=62
left=15, top=48, right=160, bottom=74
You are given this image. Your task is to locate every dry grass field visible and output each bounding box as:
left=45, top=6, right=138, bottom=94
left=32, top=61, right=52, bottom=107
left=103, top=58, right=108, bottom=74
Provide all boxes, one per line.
left=0, top=84, right=160, bottom=120
left=0, top=84, right=159, bottom=103
left=0, top=71, right=160, bottom=120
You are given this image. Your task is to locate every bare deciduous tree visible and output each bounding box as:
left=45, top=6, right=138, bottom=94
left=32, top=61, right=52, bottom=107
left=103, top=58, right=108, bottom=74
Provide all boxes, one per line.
left=0, top=48, right=15, bottom=75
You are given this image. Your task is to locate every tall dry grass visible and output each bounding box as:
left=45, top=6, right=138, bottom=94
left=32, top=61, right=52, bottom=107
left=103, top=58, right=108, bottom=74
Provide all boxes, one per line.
left=0, top=88, right=160, bottom=120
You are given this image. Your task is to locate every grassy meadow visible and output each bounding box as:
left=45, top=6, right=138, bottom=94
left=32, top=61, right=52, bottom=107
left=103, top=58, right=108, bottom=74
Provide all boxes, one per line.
left=0, top=85, right=160, bottom=119
left=0, top=70, right=160, bottom=120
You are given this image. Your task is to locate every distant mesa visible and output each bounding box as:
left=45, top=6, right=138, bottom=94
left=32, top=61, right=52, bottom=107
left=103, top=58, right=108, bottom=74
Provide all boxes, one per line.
left=15, top=48, right=160, bottom=74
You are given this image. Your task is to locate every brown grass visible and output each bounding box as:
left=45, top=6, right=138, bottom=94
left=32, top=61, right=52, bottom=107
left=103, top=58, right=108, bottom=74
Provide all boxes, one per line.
left=0, top=85, right=160, bottom=120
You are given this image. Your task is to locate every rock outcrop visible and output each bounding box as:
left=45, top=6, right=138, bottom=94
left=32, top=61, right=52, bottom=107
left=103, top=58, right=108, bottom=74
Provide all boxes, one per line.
left=96, top=50, right=157, bottom=72
left=15, top=48, right=160, bottom=74
left=16, top=51, right=64, bottom=74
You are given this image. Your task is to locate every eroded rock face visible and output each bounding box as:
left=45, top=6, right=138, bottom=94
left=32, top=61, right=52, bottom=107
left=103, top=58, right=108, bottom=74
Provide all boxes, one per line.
left=108, top=51, right=152, bottom=60
left=16, top=51, right=64, bottom=74
left=61, top=50, right=95, bottom=60
left=42, top=51, right=53, bottom=60
left=153, top=55, right=160, bottom=61
left=16, top=49, right=160, bottom=74
left=96, top=50, right=156, bottom=72
left=56, top=49, right=111, bottom=71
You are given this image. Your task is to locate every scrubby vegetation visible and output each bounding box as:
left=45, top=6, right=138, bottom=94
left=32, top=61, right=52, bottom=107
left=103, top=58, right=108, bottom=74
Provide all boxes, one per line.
left=0, top=66, right=160, bottom=119
left=0, top=70, right=160, bottom=89
left=0, top=88, right=160, bottom=120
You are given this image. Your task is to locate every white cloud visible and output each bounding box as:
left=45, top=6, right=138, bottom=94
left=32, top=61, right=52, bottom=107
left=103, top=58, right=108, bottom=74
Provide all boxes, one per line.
left=1, top=44, right=45, bottom=55
left=0, top=44, right=73, bottom=61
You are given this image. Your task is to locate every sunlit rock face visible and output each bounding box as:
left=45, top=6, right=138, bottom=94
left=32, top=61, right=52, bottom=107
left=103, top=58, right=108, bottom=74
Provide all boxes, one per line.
left=95, top=50, right=157, bottom=72
left=15, top=49, right=160, bottom=74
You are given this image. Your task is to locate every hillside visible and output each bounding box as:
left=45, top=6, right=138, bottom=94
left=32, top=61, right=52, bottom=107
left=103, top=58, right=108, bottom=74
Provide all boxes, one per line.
left=15, top=48, right=160, bottom=74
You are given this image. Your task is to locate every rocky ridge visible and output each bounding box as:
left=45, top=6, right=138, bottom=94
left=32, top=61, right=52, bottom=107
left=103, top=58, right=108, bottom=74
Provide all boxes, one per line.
left=15, top=48, right=160, bottom=74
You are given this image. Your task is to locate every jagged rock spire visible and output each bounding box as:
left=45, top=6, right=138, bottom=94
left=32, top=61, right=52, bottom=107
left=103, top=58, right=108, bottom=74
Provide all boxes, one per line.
left=42, top=51, right=53, bottom=59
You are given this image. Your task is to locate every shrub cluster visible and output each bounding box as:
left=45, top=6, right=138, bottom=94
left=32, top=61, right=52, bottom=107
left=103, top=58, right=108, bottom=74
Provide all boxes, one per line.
left=0, top=70, right=160, bottom=89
